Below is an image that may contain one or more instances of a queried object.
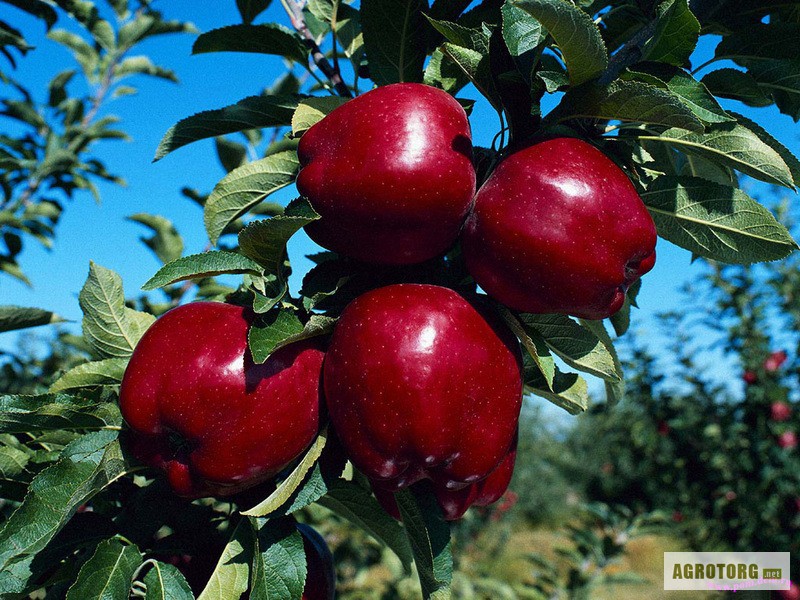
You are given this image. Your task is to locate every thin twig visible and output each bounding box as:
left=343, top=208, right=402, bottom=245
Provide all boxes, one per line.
left=280, top=0, right=352, bottom=98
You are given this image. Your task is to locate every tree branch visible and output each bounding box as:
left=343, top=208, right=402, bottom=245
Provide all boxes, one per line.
left=280, top=0, right=353, bottom=98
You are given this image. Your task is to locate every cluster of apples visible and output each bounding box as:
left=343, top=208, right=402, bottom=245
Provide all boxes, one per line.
left=119, top=83, right=657, bottom=594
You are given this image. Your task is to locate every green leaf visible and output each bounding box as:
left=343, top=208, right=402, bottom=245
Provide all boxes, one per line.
left=440, top=42, right=501, bottom=109
left=205, top=151, right=300, bottom=244
left=114, top=55, right=178, bottom=82
left=236, top=0, right=273, bottom=24
left=192, top=24, right=309, bottom=63
left=249, top=517, right=306, bottom=600
left=701, top=68, right=772, bottom=108
left=518, top=313, right=621, bottom=383
left=249, top=312, right=334, bottom=365
left=47, top=29, right=98, bottom=76
left=291, top=96, right=349, bottom=136
left=625, top=63, right=733, bottom=124
left=0, top=431, right=129, bottom=595
left=423, top=48, right=469, bottom=94
left=715, top=23, right=800, bottom=65
left=501, top=2, right=544, bottom=57
left=238, top=197, right=320, bottom=275
left=0, top=391, right=121, bottom=433
left=79, top=263, right=155, bottom=359
left=336, top=4, right=365, bottom=67
left=524, top=357, right=589, bottom=414
left=242, top=429, right=329, bottom=517
left=49, top=358, right=128, bottom=393
left=143, top=251, right=262, bottom=290
left=360, top=0, right=428, bottom=86
left=127, top=214, right=184, bottom=265
left=745, top=59, right=800, bottom=120
left=641, top=176, right=798, bottom=264
left=143, top=562, right=193, bottom=600
left=216, top=137, right=248, bottom=173
left=317, top=480, right=414, bottom=573
left=552, top=79, right=703, bottom=131
left=155, top=95, right=300, bottom=160
left=65, top=538, right=142, bottom=600
left=637, top=123, right=795, bottom=189
left=730, top=112, right=800, bottom=186
left=395, top=486, right=452, bottom=600
left=0, top=305, right=64, bottom=333
left=498, top=308, right=554, bottom=390
left=509, top=0, right=608, bottom=86
left=578, top=319, right=625, bottom=405
left=642, top=0, right=699, bottom=67
left=197, top=520, right=252, bottom=600
left=247, top=309, right=304, bottom=364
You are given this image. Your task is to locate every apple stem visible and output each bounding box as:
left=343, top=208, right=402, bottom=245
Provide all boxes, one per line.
left=280, top=0, right=353, bottom=98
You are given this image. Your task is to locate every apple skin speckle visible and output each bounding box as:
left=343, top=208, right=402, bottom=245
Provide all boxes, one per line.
left=297, top=83, right=476, bottom=265
left=462, top=137, right=657, bottom=320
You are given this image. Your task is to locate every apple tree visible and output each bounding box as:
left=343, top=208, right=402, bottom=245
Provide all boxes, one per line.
left=1, top=0, right=799, bottom=598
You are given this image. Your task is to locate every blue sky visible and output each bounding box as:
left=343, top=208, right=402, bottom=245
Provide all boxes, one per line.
left=1, top=1, right=798, bottom=392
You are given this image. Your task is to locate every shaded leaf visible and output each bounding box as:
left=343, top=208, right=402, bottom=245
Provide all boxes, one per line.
left=155, top=95, right=299, bottom=160
left=701, top=68, right=772, bottom=108
left=236, top=0, right=273, bottom=25
left=192, top=24, right=308, bottom=63
left=317, top=480, right=414, bottom=573
left=395, top=486, right=452, bottom=600
left=642, top=0, right=699, bottom=67
left=361, top=0, right=428, bottom=85
left=0, top=305, right=64, bottom=333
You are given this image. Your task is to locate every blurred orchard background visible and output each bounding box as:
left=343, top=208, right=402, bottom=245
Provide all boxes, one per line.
left=0, top=1, right=798, bottom=598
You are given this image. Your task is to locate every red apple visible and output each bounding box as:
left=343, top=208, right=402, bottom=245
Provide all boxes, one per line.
left=743, top=370, right=758, bottom=385
left=323, top=284, right=522, bottom=496
left=771, top=402, right=793, bottom=422
left=462, top=137, right=657, bottom=319
left=765, top=350, right=788, bottom=372
left=373, top=435, right=517, bottom=521
left=119, top=302, right=325, bottom=498
left=778, top=431, right=797, bottom=449
left=657, top=420, right=670, bottom=436
left=298, top=523, right=335, bottom=600
left=297, top=83, right=476, bottom=265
